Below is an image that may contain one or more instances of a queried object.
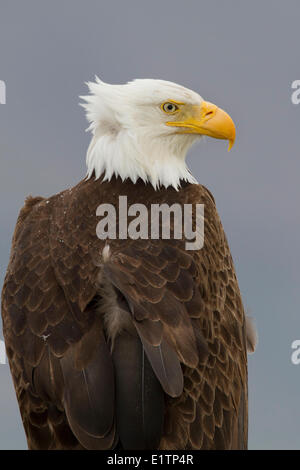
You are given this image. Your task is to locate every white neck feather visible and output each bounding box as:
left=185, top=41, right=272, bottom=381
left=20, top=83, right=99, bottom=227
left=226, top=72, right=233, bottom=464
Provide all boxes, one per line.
left=86, top=129, right=199, bottom=190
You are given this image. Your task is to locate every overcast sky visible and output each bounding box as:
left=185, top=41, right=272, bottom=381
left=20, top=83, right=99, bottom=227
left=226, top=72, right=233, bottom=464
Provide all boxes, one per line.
left=1, top=0, right=300, bottom=450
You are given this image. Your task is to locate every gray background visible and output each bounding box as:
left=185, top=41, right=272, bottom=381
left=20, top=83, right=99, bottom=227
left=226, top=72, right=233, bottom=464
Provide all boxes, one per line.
left=0, top=0, right=299, bottom=450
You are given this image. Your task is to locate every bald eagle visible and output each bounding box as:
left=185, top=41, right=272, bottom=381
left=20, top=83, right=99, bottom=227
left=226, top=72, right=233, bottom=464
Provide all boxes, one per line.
left=1, top=78, right=256, bottom=450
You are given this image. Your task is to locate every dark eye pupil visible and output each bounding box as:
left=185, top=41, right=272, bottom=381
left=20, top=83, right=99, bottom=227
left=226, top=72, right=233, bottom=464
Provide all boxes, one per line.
left=167, top=104, right=173, bottom=110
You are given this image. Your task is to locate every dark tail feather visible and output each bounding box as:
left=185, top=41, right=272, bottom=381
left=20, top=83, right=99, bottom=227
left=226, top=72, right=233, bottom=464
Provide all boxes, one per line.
left=138, top=333, right=184, bottom=398
left=112, top=331, right=165, bottom=450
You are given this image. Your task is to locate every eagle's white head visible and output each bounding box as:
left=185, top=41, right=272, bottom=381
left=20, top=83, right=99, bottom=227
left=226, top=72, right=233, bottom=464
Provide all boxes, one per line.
left=81, top=78, right=235, bottom=190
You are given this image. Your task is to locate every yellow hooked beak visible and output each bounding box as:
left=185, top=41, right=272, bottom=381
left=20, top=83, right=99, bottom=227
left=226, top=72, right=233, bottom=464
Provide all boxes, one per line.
left=166, top=101, right=236, bottom=151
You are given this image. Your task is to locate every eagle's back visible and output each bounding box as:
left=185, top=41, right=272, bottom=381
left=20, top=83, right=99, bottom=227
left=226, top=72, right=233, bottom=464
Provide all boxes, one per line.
left=1, top=176, right=248, bottom=449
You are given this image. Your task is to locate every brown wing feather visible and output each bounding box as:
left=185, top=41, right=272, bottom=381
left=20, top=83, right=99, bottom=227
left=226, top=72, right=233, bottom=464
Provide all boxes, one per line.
left=2, top=176, right=248, bottom=450
left=2, top=194, right=115, bottom=449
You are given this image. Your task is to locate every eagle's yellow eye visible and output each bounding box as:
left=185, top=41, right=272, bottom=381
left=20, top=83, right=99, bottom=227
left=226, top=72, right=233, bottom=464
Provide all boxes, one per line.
left=161, top=102, right=179, bottom=114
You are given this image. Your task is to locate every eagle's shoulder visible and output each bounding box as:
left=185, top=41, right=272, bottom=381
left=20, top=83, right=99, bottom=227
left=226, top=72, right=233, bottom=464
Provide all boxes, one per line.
left=11, top=195, right=45, bottom=244
left=182, top=183, right=216, bottom=207
left=19, top=195, right=45, bottom=219
left=11, top=178, right=93, bottom=244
